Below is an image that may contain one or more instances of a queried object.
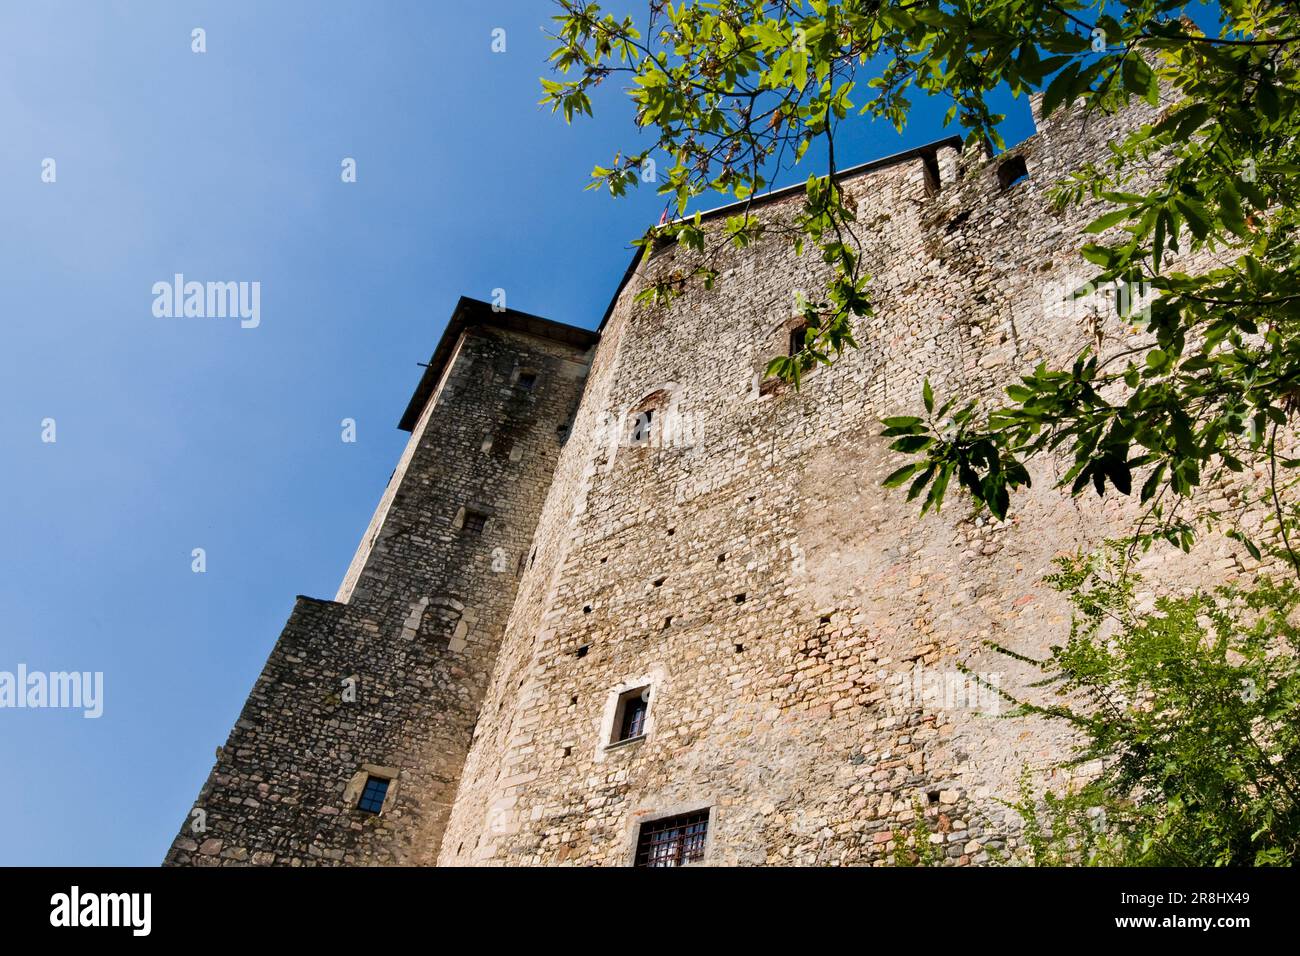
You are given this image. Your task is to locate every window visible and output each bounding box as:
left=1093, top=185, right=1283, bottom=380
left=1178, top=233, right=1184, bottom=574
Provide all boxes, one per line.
left=788, top=324, right=808, bottom=356
left=611, top=686, right=650, bottom=744
left=634, top=810, right=709, bottom=867
left=515, top=370, right=538, bottom=391
left=629, top=408, right=654, bottom=445
left=627, top=390, right=668, bottom=447
left=648, top=233, right=674, bottom=260
left=921, top=151, right=941, bottom=197
left=462, top=510, right=488, bottom=535
left=997, top=155, right=1029, bottom=191
left=357, top=775, right=390, bottom=814
left=618, top=693, right=648, bottom=741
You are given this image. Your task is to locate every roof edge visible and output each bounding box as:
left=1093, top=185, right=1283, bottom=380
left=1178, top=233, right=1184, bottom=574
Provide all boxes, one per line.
left=397, top=297, right=600, bottom=432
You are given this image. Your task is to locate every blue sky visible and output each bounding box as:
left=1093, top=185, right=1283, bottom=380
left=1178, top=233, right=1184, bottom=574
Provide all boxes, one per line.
left=0, top=2, right=1034, bottom=865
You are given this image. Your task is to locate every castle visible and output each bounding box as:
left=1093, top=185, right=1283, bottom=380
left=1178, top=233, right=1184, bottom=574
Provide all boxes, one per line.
left=166, top=90, right=1227, bottom=866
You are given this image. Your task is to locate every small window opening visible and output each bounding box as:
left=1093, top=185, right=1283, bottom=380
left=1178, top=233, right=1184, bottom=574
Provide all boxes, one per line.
left=921, top=151, right=941, bottom=197
left=653, top=576, right=666, bottom=588
left=570, top=695, right=578, bottom=705
left=734, top=643, right=745, bottom=653
left=562, top=746, right=572, bottom=758
left=357, top=775, right=390, bottom=815
left=788, top=323, right=809, bottom=356
left=629, top=408, right=654, bottom=445
left=734, top=593, right=747, bottom=604
left=612, top=686, right=651, bottom=743
left=717, top=553, right=726, bottom=564
left=576, top=644, right=590, bottom=658
left=663, top=616, right=673, bottom=630
left=997, top=155, right=1029, bottom=191
left=927, top=790, right=941, bottom=805
left=820, top=614, right=832, bottom=625
left=515, top=370, right=538, bottom=391
left=461, top=510, right=488, bottom=535
left=648, top=233, right=674, bottom=260
left=583, top=604, right=592, bottom=614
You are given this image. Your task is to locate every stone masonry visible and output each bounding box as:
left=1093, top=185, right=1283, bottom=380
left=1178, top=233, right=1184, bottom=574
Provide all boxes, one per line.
left=165, top=299, right=597, bottom=865
left=168, top=91, right=1245, bottom=866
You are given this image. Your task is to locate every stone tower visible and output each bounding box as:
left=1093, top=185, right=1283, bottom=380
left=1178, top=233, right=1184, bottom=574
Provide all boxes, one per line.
left=165, top=297, right=597, bottom=865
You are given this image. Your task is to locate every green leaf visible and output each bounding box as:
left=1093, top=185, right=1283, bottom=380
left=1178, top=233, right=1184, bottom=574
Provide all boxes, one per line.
left=1084, top=208, right=1133, bottom=234
left=882, top=416, right=924, bottom=429
left=883, top=462, right=924, bottom=488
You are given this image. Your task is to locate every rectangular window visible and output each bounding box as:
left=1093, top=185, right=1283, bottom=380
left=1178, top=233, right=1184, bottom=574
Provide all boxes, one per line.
left=788, top=325, right=808, bottom=356
left=516, top=371, right=538, bottom=390
left=611, top=686, right=650, bottom=744
left=921, top=151, right=941, bottom=197
left=619, top=695, right=648, bottom=741
left=357, top=775, right=390, bottom=814
left=634, top=810, right=709, bottom=867
left=462, top=510, right=488, bottom=535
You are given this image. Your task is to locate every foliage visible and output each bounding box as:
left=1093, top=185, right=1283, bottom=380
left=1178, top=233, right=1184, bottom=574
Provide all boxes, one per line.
left=891, top=800, right=949, bottom=866
left=1001, top=769, right=1121, bottom=866
left=988, top=546, right=1300, bottom=866
left=542, top=0, right=1300, bottom=549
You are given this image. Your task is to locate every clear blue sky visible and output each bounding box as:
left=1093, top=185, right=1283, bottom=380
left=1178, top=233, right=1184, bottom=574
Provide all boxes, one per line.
left=0, top=1, right=1034, bottom=865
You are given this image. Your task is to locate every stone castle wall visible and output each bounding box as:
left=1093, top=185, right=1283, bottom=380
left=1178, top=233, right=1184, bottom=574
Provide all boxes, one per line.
left=170, top=90, right=1244, bottom=866
left=435, top=93, right=1235, bottom=865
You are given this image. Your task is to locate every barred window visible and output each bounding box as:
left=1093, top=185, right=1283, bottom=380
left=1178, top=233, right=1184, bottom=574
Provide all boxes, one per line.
left=357, top=775, right=390, bottom=814
left=634, top=810, right=709, bottom=867
left=462, top=510, right=488, bottom=535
